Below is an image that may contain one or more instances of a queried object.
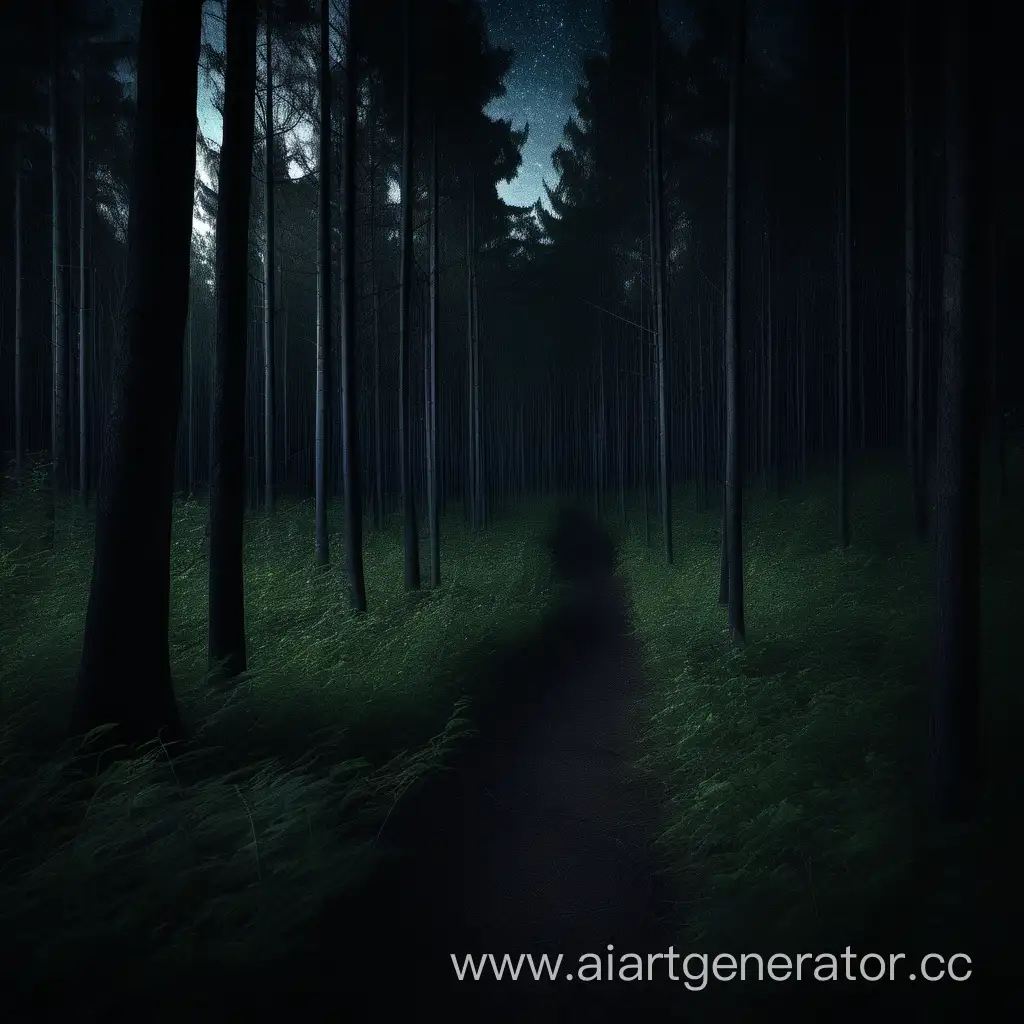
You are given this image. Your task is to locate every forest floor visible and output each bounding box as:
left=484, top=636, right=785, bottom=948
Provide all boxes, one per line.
left=1, top=453, right=1021, bottom=1020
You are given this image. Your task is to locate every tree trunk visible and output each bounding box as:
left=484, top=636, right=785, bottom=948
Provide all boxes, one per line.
left=398, top=0, right=420, bottom=589
left=427, top=112, right=441, bottom=587
left=14, top=138, right=24, bottom=477
left=466, top=191, right=476, bottom=529
left=651, top=0, right=672, bottom=564
left=341, top=0, right=366, bottom=611
left=989, top=223, right=1004, bottom=499
left=640, top=277, right=650, bottom=546
left=369, top=127, right=383, bottom=530
left=930, top=0, right=985, bottom=820
left=78, top=69, right=88, bottom=498
left=472, top=191, right=483, bottom=529
left=315, top=0, right=332, bottom=567
left=73, top=0, right=202, bottom=744
left=263, top=14, right=276, bottom=513
left=904, top=0, right=922, bottom=536
left=724, top=0, right=746, bottom=642
left=50, top=0, right=70, bottom=508
left=839, top=0, right=851, bottom=548
left=280, top=259, right=289, bottom=492
left=208, top=0, right=258, bottom=682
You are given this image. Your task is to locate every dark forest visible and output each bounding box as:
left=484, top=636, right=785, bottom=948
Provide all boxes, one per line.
left=0, top=0, right=1020, bottom=1019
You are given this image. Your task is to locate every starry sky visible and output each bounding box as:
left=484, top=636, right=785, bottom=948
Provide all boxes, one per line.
left=481, top=0, right=783, bottom=209
left=481, top=0, right=605, bottom=209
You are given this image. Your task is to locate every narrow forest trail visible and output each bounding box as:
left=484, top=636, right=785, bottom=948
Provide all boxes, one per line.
left=347, top=507, right=674, bottom=1020
left=109, top=508, right=674, bottom=1022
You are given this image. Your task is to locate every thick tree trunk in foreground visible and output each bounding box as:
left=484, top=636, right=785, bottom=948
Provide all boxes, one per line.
left=73, top=0, right=202, bottom=743
left=208, top=0, right=258, bottom=682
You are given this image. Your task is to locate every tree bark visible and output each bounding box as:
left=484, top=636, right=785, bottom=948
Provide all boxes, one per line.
left=73, top=0, right=202, bottom=744
left=904, top=0, right=926, bottom=539
left=263, top=13, right=276, bottom=513
left=427, top=112, right=441, bottom=587
left=315, top=0, right=332, bottom=567
left=369, top=124, right=383, bottom=531
left=839, top=0, right=851, bottom=548
left=930, top=0, right=986, bottom=820
left=651, top=0, right=672, bottom=565
left=50, top=0, right=70, bottom=505
left=466, top=187, right=476, bottom=529
left=14, top=138, right=24, bottom=477
left=208, top=0, right=258, bottom=682
left=724, top=0, right=746, bottom=642
left=341, top=0, right=366, bottom=611
left=78, top=68, right=88, bottom=498
left=398, top=0, right=420, bottom=589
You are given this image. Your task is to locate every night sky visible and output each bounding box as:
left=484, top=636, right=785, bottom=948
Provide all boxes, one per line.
left=484, top=0, right=789, bottom=208
left=481, top=0, right=605, bottom=208
left=104, top=0, right=791, bottom=211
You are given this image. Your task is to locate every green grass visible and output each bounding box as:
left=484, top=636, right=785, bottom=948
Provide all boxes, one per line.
left=0, top=470, right=552, bottom=990
left=1, top=453, right=1019, bottom=1005
left=621, top=457, right=1021, bottom=986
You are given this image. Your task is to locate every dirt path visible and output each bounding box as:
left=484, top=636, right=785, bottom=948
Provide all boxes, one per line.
left=358, top=509, right=671, bottom=1020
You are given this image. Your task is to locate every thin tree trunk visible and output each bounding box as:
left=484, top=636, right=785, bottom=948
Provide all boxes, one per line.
left=839, top=0, right=851, bottom=548
left=78, top=69, right=88, bottom=498
left=369, top=129, right=383, bottom=530
left=990, top=222, right=1003, bottom=499
left=766, top=215, right=775, bottom=491
left=50, top=0, right=69, bottom=515
left=280, top=261, right=289, bottom=492
left=186, top=299, right=193, bottom=493
left=427, top=111, right=441, bottom=586
left=263, top=15, right=275, bottom=513
left=466, top=196, right=476, bottom=528
left=341, top=0, right=366, bottom=611
left=617, top=347, right=626, bottom=525
left=315, top=0, right=332, bottom=567
left=651, top=0, right=672, bottom=564
left=208, top=0, right=258, bottom=682
left=398, top=0, right=420, bottom=589
left=73, top=0, right=202, bottom=744
left=640, top=284, right=650, bottom=545
left=472, top=192, right=483, bottom=528
left=724, top=0, right=746, bottom=641
left=904, top=0, right=926, bottom=538
left=14, top=138, right=24, bottom=477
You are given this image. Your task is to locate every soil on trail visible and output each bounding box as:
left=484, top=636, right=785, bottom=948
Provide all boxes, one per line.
left=349, top=506, right=673, bottom=1020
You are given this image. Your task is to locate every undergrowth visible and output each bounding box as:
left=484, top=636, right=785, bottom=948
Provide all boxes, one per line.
left=1, top=454, right=1018, bottom=1007
left=623, top=459, right=1019, bottom=992
left=0, top=472, right=550, bottom=991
